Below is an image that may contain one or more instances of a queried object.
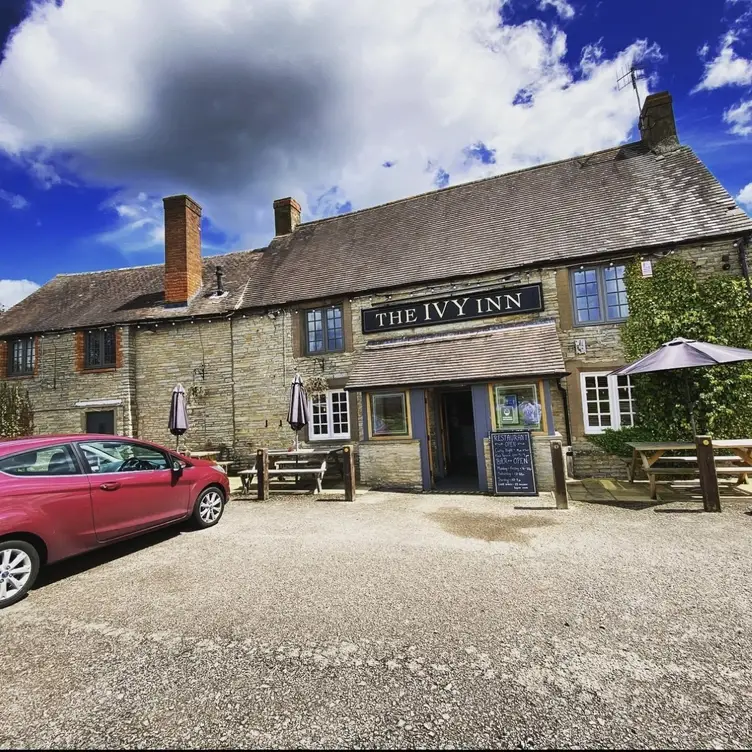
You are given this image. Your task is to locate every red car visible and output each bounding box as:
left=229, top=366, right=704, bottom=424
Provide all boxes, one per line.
left=0, top=434, right=230, bottom=608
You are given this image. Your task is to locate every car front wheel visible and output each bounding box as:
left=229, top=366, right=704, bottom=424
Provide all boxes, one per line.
left=0, top=540, right=40, bottom=609
left=193, top=487, right=226, bottom=529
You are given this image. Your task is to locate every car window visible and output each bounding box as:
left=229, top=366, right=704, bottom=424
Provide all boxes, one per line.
left=0, top=445, right=80, bottom=476
left=78, top=440, right=170, bottom=473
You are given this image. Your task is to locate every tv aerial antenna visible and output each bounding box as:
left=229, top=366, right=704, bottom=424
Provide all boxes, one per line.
left=617, top=64, right=645, bottom=113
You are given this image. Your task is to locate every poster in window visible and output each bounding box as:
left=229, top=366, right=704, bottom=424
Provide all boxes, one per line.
left=500, top=394, right=518, bottom=424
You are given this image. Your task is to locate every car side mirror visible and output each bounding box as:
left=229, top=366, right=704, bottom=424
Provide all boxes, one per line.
left=171, top=459, right=183, bottom=474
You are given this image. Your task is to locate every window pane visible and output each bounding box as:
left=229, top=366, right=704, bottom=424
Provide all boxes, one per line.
left=9, top=337, right=34, bottom=375
left=311, top=393, right=328, bottom=436
left=103, top=329, right=116, bottom=366
left=370, top=393, right=408, bottom=436
left=0, top=445, right=79, bottom=476
left=573, top=267, right=602, bottom=323
left=582, top=372, right=612, bottom=432
left=79, top=440, right=168, bottom=473
left=325, top=306, right=344, bottom=352
left=306, top=310, right=324, bottom=354
left=86, top=332, right=101, bottom=367
left=603, top=265, right=629, bottom=319
left=494, top=384, right=542, bottom=431
left=330, top=391, right=349, bottom=436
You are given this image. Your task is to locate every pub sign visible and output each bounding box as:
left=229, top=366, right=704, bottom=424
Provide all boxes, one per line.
left=361, top=283, right=544, bottom=334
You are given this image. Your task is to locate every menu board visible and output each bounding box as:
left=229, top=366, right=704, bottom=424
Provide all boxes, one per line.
left=490, top=431, right=537, bottom=496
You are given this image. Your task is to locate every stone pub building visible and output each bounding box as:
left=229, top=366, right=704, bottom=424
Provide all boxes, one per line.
left=1, top=92, right=751, bottom=492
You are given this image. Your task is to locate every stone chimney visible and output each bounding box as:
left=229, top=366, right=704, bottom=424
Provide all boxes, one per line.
left=163, top=194, right=203, bottom=305
left=639, top=91, right=679, bottom=154
left=273, top=197, right=301, bottom=236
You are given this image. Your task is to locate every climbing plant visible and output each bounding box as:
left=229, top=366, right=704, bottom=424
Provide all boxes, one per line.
left=0, top=382, right=34, bottom=438
left=590, top=254, right=752, bottom=455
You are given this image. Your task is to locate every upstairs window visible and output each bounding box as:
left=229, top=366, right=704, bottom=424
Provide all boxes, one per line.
left=571, top=264, right=629, bottom=325
left=85, top=328, right=117, bottom=369
left=7, top=337, right=35, bottom=376
left=310, top=390, right=351, bottom=440
left=305, top=305, right=345, bottom=355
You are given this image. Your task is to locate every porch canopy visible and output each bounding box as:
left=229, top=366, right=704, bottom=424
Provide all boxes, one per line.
left=346, top=321, right=566, bottom=390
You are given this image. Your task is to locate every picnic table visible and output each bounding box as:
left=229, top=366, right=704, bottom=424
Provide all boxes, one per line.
left=627, top=440, right=752, bottom=499
left=239, top=448, right=345, bottom=494
left=186, top=450, right=220, bottom=459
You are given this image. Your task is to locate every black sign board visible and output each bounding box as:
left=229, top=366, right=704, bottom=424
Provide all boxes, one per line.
left=361, top=283, right=544, bottom=334
left=490, top=431, right=538, bottom=496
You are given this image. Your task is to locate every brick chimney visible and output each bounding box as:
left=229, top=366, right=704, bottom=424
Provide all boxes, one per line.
left=163, top=194, right=203, bottom=305
left=273, top=197, right=301, bottom=236
left=639, top=91, right=679, bottom=154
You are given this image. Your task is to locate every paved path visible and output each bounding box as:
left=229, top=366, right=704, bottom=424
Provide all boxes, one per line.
left=2, top=492, right=751, bottom=749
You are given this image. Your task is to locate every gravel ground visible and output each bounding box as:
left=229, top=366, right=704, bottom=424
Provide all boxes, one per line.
left=2, top=492, right=751, bottom=749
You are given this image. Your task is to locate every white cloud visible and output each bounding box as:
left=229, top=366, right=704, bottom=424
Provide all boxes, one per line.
left=0, top=0, right=656, bottom=250
left=737, top=181, right=752, bottom=210
left=0, top=279, right=40, bottom=309
left=694, top=32, right=752, bottom=91
left=538, top=0, right=575, bottom=20
left=724, top=98, right=752, bottom=134
left=0, top=189, right=29, bottom=209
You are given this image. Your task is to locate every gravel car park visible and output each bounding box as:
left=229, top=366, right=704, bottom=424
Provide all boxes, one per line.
left=2, top=492, right=751, bottom=749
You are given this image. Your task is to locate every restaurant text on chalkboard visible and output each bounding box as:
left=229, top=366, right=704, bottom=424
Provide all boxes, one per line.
left=490, top=430, right=538, bottom=496
left=361, top=283, right=544, bottom=334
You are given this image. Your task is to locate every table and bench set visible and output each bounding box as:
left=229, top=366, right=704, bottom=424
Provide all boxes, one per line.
left=626, top=439, right=752, bottom=500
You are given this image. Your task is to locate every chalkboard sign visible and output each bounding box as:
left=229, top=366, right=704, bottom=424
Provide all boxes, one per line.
left=490, top=431, right=537, bottom=496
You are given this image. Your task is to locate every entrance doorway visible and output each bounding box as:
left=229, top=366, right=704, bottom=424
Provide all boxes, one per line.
left=437, top=389, right=478, bottom=489
left=86, top=410, right=115, bottom=435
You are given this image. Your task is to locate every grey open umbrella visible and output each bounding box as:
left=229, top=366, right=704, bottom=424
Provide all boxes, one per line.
left=287, top=373, right=310, bottom=450
left=168, top=383, right=189, bottom=450
left=611, top=337, right=752, bottom=434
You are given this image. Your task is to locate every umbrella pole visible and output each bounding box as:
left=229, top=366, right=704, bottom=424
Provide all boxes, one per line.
left=685, top=372, right=698, bottom=437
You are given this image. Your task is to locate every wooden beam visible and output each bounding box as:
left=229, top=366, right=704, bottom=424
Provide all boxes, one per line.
left=550, top=439, right=568, bottom=510
left=257, top=448, right=269, bottom=502
left=343, top=445, right=356, bottom=502
left=695, top=435, right=721, bottom=513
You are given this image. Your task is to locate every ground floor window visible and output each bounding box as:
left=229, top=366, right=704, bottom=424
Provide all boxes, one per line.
left=310, top=390, right=350, bottom=440
left=369, top=392, right=409, bottom=437
left=492, top=383, right=543, bottom=431
left=580, top=372, right=635, bottom=433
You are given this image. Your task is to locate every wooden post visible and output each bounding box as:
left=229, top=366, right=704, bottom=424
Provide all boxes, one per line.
left=695, top=435, right=721, bottom=513
left=343, top=445, right=356, bottom=502
left=550, top=439, right=568, bottom=510
left=257, top=448, right=269, bottom=502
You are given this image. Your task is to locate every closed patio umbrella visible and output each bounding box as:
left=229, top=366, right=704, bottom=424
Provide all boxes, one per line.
left=287, top=373, right=310, bottom=450
left=611, top=337, right=752, bottom=435
left=168, top=383, right=189, bottom=450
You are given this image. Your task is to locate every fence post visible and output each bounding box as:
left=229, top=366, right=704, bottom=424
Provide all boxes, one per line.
left=257, top=448, right=269, bottom=502
left=550, top=439, right=568, bottom=510
left=343, top=445, right=356, bottom=502
left=695, top=435, right=721, bottom=513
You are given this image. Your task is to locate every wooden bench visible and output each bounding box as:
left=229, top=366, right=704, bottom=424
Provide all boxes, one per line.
left=267, top=461, right=327, bottom=493
left=238, top=460, right=328, bottom=494
left=645, top=464, right=752, bottom=498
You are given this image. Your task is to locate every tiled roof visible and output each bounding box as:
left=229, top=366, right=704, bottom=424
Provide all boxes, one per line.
left=0, top=250, right=263, bottom=336
left=249, top=142, right=752, bottom=307
left=2, top=140, right=751, bottom=337
left=345, top=321, right=566, bottom=389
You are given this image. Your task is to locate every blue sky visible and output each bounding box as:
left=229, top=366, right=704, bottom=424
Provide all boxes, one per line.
left=1, top=0, right=752, bottom=307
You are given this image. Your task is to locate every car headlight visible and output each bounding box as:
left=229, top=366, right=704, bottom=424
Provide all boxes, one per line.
left=212, top=463, right=227, bottom=474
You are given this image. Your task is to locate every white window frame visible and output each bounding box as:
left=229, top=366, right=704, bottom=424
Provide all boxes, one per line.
left=309, top=389, right=351, bottom=441
left=580, top=371, right=636, bottom=434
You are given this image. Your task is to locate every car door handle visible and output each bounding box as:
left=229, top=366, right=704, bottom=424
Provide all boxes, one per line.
left=99, top=482, right=121, bottom=491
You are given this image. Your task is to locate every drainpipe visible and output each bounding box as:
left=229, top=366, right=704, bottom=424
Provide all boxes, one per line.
left=556, top=376, right=573, bottom=447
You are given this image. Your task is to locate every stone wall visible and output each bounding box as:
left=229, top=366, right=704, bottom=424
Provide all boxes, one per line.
left=4, top=328, right=136, bottom=436
left=134, top=321, right=235, bottom=454
left=358, top=439, right=423, bottom=490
